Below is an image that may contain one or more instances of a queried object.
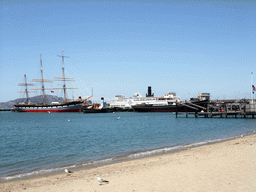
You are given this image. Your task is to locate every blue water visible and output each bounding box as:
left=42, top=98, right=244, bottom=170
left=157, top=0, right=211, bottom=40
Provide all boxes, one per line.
left=1, top=111, right=256, bottom=181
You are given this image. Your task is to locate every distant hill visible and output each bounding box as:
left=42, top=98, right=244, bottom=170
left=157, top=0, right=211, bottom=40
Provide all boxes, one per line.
left=0, top=95, right=64, bottom=109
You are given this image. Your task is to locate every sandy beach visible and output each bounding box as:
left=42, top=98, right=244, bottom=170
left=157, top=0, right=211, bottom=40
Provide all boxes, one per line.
left=1, top=134, right=256, bottom=192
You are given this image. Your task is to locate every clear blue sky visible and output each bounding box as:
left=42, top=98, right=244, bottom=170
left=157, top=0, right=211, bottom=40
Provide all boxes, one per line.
left=0, top=0, right=255, bottom=102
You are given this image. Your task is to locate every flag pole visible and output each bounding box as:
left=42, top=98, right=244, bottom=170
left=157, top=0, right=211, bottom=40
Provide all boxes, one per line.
left=251, top=72, right=253, bottom=104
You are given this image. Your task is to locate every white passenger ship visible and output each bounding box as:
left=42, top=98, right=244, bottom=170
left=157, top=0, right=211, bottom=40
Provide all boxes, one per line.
left=108, top=86, right=183, bottom=111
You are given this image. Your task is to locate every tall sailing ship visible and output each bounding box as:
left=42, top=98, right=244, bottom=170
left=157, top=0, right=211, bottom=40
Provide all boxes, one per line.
left=14, top=51, right=83, bottom=112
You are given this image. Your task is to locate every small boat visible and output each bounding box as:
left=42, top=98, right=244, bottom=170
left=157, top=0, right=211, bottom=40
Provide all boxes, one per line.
left=83, top=103, right=114, bottom=113
left=83, top=108, right=114, bottom=113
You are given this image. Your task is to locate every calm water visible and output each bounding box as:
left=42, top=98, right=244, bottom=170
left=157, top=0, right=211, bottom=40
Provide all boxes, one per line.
left=1, top=111, right=256, bottom=181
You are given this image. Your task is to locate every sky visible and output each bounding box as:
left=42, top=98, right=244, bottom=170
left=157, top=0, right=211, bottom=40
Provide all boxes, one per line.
left=0, top=0, right=255, bottom=103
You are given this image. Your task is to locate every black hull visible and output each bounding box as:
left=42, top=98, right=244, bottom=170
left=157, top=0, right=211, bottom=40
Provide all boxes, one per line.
left=112, top=107, right=133, bottom=112
left=13, top=101, right=83, bottom=113
left=132, top=100, right=209, bottom=113
left=83, top=108, right=114, bottom=113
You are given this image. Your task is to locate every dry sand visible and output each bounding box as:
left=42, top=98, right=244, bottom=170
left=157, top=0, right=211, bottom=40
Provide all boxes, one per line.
left=1, top=134, right=256, bottom=192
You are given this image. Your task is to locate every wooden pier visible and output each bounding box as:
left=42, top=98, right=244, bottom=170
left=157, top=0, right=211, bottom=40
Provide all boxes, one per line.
left=175, top=99, right=256, bottom=118
left=0, top=108, right=12, bottom=111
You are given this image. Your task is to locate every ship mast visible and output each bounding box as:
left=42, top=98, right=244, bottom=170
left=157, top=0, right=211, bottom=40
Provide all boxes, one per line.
left=31, top=54, right=53, bottom=105
left=40, top=55, right=46, bottom=104
left=54, top=50, right=77, bottom=103
left=58, top=50, right=69, bottom=102
left=17, top=74, right=36, bottom=104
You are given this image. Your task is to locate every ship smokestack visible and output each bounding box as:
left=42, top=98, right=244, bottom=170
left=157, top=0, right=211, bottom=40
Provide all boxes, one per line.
left=146, top=86, right=154, bottom=97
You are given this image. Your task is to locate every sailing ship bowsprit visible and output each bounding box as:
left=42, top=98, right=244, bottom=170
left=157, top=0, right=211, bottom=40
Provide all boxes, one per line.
left=14, top=51, right=83, bottom=112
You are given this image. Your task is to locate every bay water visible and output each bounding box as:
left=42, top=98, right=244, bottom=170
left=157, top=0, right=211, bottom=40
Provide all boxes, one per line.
left=1, top=111, right=256, bottom=181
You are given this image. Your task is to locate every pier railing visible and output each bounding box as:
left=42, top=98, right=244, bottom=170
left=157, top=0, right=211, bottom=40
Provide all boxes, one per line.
left=246, top=104, right=256, bottom=112
left=175, top=99, right=256, bottom=118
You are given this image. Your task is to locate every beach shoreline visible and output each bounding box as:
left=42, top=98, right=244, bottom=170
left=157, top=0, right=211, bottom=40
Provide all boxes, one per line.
left=1, top=133, right=256, bottom=191
left=0, top=133, right=245, bottom=183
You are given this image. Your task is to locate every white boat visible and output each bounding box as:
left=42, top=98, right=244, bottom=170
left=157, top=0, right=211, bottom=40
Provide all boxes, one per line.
left=108, top=86, right=183, bottom=111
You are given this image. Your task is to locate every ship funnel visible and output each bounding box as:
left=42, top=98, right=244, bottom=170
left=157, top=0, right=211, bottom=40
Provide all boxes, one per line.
left=146, top=86, right=154, bottom=97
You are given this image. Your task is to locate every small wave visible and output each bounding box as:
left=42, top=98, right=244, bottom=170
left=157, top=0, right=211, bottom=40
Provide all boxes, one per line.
left=83, top=157, right=115, bottom=167
left=1, top=164, right=77, bottom=182
left=126, top=138, right=230, bottom=160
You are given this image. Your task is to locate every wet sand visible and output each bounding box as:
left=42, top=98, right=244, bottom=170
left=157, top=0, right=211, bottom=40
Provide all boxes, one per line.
left=1, top=134, right=256, bottom=192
